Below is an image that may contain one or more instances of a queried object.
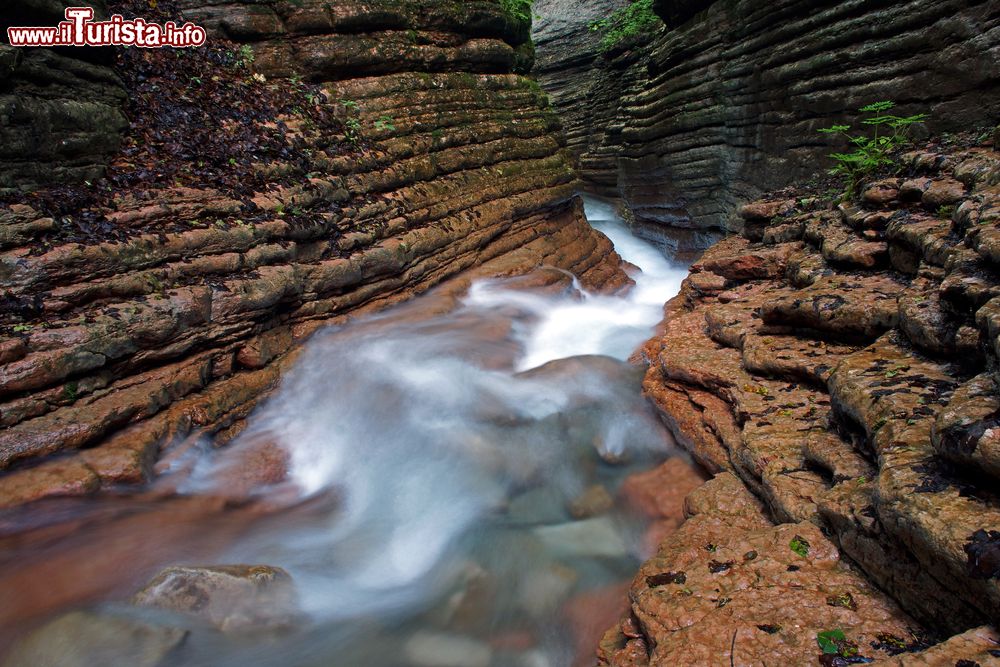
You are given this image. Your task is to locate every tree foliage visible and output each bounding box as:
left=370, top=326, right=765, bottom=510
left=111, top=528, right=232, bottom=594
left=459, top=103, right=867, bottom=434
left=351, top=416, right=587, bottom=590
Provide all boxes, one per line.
left=499, top=0, right=533, bottom=23
left=589, top=0, right=662, bottom=52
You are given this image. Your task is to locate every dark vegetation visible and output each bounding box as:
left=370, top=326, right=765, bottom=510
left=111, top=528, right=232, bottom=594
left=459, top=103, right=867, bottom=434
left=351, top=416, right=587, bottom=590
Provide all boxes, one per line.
left=499, top=0, right=534, bottom=24
left=589, top=0, right=662, bottom=52
left=0, top=0, right=351, bottom=252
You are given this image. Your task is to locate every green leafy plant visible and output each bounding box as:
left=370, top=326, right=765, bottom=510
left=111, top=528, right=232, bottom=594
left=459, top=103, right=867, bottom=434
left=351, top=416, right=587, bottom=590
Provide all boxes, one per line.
left=63, top=381, right=79, bottom=402
left=817, top=629, right=847, bottom=655
left=374, top=115, right=396, bottom=132
left=589, top=0, right=661, bottom=52
left=789, top=534, right=811, bottom=558
left=818, top=101, right=928, bottom=200
left=816, top=629, right=862, bottom=659
left=234, top=44, right=254, bottom=69
left=499, top=0, right=533, bottom=23
left=345, top=117, right=362, bottom=144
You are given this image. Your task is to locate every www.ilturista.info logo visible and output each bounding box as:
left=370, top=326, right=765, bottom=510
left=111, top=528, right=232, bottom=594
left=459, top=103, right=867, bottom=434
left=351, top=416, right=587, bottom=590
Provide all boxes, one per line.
left=7, top=7, right=207, bottom=48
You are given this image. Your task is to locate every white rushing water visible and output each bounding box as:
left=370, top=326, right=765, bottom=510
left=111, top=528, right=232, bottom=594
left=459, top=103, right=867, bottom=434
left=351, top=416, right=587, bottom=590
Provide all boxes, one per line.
left=467, top=196, right=686, bottom=370
left=181, top=195, right=690, bottom=667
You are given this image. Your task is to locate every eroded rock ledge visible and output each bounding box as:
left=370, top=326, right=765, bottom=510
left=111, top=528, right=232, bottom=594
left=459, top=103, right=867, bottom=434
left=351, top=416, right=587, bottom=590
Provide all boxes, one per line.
left=603, top=143, right=1000, bottom=664
left=0, top=0, right=631, bottom=509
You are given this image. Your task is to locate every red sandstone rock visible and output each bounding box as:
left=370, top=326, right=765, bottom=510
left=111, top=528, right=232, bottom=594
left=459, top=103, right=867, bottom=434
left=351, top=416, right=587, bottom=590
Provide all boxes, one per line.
left=0, top=459, right=100, bottom=509
left=738, top=199, right=795, bottom=222
left=0, top=8, right=632, bottom=512
left=563, top=581, right=631, bottom=667
left=236, top=327, right=294, bottom=370
left=626, top=145, right=1000, bottom=666
left=862, top=179, right=900, bottom=207
left=603, top=475, right=918, bottom=666
left=922, top=176, right=967, bottom=209
left=619, top=458, right=707, bottom=523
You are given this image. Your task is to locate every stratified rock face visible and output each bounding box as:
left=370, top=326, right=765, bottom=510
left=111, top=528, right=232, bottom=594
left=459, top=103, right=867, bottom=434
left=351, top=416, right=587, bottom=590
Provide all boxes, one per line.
left=616, top=143, right=1000, bottom=664
left=535, top=0, right=1000, bottom=248
left=0, top=1, right=128, bottom=191
left=531, top=0, right=630, bottom=161
left=0, top=0, right=630, bottom=508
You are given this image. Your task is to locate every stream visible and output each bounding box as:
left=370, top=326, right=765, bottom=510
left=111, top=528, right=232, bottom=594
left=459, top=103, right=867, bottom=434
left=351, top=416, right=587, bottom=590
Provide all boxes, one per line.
left=1, top=196, right=689, bottom=667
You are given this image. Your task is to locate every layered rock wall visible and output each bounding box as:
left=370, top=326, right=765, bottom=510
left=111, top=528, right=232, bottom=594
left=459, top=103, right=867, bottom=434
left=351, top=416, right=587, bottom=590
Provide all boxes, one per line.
left=0, top=0, right=128, bottom=191
left=0, top=0, right=629, bottom=508
left=534, top=0, right=1000, bottom=253
left=531, top=0, right=630, bottom=161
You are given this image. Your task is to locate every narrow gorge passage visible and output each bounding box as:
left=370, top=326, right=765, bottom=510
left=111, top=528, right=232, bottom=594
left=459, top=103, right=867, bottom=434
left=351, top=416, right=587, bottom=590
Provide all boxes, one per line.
left=1, top=199, right=693, bottom=667
left=3, top=0, right=1000, bottom=664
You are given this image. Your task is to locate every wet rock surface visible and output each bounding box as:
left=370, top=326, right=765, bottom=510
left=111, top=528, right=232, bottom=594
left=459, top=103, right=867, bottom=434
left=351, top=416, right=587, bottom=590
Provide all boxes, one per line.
left=608, top=143, right=1000, bottom=664
left=132, top=564, right=298, bottom=633
left=601, top=474, right=920, bottom=666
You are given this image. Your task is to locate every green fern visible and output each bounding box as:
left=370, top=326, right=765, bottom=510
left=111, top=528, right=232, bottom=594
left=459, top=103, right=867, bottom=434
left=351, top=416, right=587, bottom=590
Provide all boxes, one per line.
left=818, top=101, right=928, bottom=200
left=589, top=0, right=661, bottom=52
left=499, top=0, right=533, bottom=23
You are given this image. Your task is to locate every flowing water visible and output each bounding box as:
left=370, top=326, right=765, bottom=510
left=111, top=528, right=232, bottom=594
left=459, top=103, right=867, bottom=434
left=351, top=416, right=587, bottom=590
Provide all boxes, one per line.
left=1, top=196, right=690, bottom=667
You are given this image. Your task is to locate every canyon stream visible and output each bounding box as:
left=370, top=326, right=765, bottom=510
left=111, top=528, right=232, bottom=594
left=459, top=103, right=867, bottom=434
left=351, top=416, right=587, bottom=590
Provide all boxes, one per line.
left=1, top=196, right=690, bottom=667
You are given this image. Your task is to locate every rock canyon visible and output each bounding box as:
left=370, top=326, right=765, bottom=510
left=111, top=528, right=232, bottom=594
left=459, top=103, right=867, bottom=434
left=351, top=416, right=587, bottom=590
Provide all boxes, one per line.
left=2, top=0, right=1000, bottom=665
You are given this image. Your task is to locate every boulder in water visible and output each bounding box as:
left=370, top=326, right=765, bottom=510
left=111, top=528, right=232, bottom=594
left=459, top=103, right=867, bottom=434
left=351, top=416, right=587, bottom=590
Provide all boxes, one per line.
left=132, top=564, right=298, bottom=634
left=532, top=517, right=628, bottom=560
left=567, top=483, right=614, bottom=519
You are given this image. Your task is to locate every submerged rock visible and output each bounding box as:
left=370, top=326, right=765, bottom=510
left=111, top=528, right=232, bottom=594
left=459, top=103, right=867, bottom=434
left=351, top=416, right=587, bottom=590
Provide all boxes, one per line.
left=518, top=563, right=579, bottom=619
left=619, top=457, right=707, bottom=556
left=533, top=517, right=629, bottom=560
left=132, top=564, right=298, bottom=633
left=562, top=581, right=631, bottom=667
left=505, top=485, right=573, bottom=526
left=403, top=631, right=493, bottom=667
left=3, top=610, right=187, bottom=667
left=568, top=484, right=614, bottom=519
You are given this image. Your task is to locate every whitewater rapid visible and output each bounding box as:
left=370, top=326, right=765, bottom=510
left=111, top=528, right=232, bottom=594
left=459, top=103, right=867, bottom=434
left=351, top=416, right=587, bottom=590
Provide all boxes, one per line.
left=179, top=194, right=690, bottom=667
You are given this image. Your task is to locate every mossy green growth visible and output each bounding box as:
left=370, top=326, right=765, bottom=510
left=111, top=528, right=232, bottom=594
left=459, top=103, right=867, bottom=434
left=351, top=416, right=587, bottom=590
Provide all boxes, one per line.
left=499, top=0, right=533, bottom=23
left=789, top=534, right=811, bottom=558
left=589, top=0, right=661, bottom=52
